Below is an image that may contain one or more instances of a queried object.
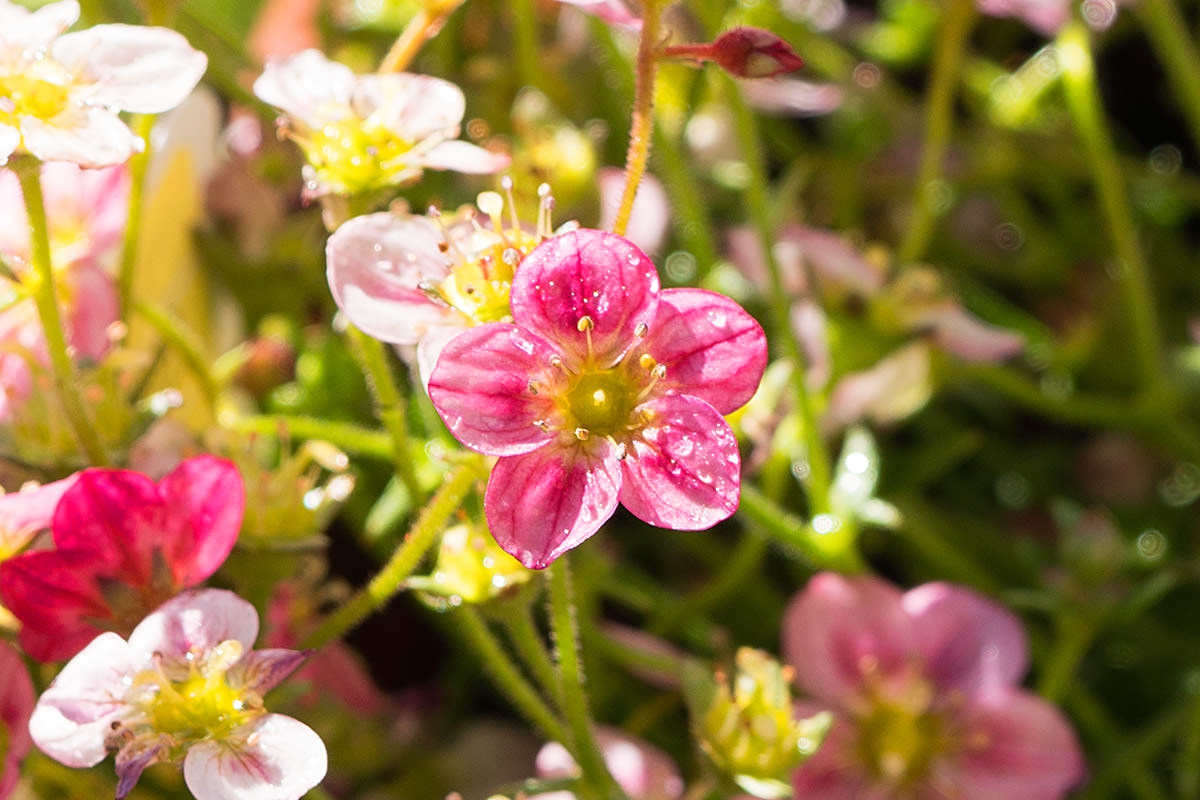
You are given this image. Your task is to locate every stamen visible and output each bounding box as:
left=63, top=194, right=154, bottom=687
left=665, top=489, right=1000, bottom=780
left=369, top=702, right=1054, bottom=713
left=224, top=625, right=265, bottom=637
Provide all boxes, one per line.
left=501, top=175, right=520, bottom=234
left=537, top=183, right=554, bottom=239
left=477, top=190, right=505, bottom=233
left=574, top=427, right=590, bottom=440
left=534, top=419, right=550, bottom=431
left=577, top=316, right=595, bottom=362
left=636, top=359, right=667, bottom=402
left=635, top=322, right=648, bottom=337
left=613, top=441, right=628, bottom=460
left=429, top=205, right=470, bottom=265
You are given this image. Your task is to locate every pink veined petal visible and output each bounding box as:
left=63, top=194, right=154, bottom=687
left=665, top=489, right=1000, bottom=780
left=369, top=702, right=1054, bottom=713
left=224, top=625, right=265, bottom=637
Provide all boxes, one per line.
left=114, top=733, right=172, bottom=799
left=619, top=395, right=741, bottom=530
left=64, top=260, right=118, bottom=362
left=127, top=589, right=259, bottom=662
left=183, top=713, right=328, bottom=800
left=0, top=548, right=114, bottom=662
left=485, top=443, right=622, bottom=569
left=53, top=24, right=207, bottom=114
left=156, top=455, right=245, bottom=586
left=0, top=640, right=34, bottom=798
left=791, top=714, right=889, bottom=800
left=511, top=229, right=659, bottom=365
left=598, top=167, right=669, bottom=255
left=326, top=212, right=462, bottom=346
left=782, top=572, right=918, bottom=706
left=923, top=305, right=1025, bottom=363
left=427, top=324, right=559, bottom=456
left=51, top=467, right=163, bottom=576
left=415, top=323, right=470, bottom=389
left=252, top=49, right=356, bottom=127
left=640, top=289, right=767, bottom=414
left=28, top=632, right=138, bottom=767
left=937, top=687, right=1085, bottom=800
left=20, top=107, right=141, bottom=168
left=418, top=140, right=512, bottom=174
left=902, top=582, right=1029, bottom=694
left=0, top=474, right=78, bottom=557
left=227, top=648, right=310, bottom=696
left=356, top=72, right=465, bottom=142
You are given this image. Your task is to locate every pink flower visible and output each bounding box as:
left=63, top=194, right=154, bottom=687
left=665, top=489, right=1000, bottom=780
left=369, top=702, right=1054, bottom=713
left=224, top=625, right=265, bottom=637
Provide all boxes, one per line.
left=0, top=455, right=244, bottom=662
left=784, top=572, right=1085, bottom=799
left=555, top=0, right=642, bottom=30
left=662, top=27, right=804, bottom=79
left=0, top=474, right=77, bottom=560
left=537, top=727, right=684, bottom=800
left=28, top=588, right=326, bottom=800
left=0, top=640, right=35, bottom=800
left=598, top=167, right=669, bottom=256
left=428, top=229, right=766, bottom=569
left=974, top=0, right=1071, bottom=35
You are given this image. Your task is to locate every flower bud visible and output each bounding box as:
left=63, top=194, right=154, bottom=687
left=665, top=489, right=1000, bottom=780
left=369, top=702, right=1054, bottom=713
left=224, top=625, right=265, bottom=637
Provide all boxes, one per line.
left=407, top=523, right=534, bottom=607
left=664, top=28, right=804, bottom=80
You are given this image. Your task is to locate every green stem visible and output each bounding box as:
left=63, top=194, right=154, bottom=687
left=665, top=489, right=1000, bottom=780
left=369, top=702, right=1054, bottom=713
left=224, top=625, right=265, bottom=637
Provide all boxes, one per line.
left=737, top=484, right=863, bottom=572
left=117, top=114, right=155, bottom=314
left=344, top=325, right=423, bottom=503
left=131, top=299, right=217, bottom=406
left=457, top=606, right=569, bottom=744
left=302, top=461, right=481, bottom=648
left=649, top=530, right=768, bottom=635
left=726, top=78, right=834, bottom=518
left=897, top=0, right=977, bottom=264
left=547, top=558, right=625, bottom=800
left=612, top=0, right=664, bottom=236
left=1036, top=610, right=1099, bottom=703
left=226, top=414, right=394, bottom=461
left=1135, top=0, right=1200, bottom=157
left=1176, top=678, right=1200, bottom=799
left=1058, top=22, right=1163, bottom=394
left=502, top=601, right=562, bottom=705
left=1071, top=688, right=1182, bottom=800
left=13, top=158, right=109, bottom=466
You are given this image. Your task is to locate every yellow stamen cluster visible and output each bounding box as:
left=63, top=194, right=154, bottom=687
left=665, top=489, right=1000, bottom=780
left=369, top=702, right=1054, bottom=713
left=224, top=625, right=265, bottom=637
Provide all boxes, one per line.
left=287, top=116, right=418, bottom=196
left=0, top=70, right=72, bottom=133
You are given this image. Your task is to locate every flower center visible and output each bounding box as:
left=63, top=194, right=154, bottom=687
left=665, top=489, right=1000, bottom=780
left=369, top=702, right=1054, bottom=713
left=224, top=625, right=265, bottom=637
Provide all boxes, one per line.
left=855, top=681, right=944, bottom=787
left=131, top=640, right=258, bottom=742
left=301, top=116, right=415, bottom=195
left=565, top=370, right=634, bottom=437
left=0, top=72, right=72, bottom=127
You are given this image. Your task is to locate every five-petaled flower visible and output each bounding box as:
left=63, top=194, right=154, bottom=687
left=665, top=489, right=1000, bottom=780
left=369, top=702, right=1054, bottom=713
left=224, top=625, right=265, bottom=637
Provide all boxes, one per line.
left=253, top=49, right=510, bottom=199
left=28, top=588, right=327, bottom=800
left=0, top=0, right=207, bottom=167
left=428, top=229, right=767, bottom=569
left=784, top=572, right=1085, bottom=799
left=0, top=455, right=244, bottom=662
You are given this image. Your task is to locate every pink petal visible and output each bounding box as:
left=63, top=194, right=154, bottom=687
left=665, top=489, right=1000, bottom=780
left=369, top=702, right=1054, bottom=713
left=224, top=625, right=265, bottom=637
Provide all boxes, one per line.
left=537, top=727, right=684, bottom=800
left=923, top=305, right=1025, bottom=363
left=419, top=140, right=511, bottom=174
left=415, top=323, right=468, bottom=388
left=822, top=342, right=932, bottom=433
left=127, top=589, right=259, bottom=661
left=228, top=649, right=310, bottom=696
left=114, top=733, right=171, bottom=798
left=940, top=688, right=1085, bottom=800
left=156, top=455, right=245, bottom=586
left=356, top=73, right=465, bottom=142
left=640, top=288, right=767, bottom=414
left=51, top=467, right=164, bottom=579
left=325, top=212, right=462, bottom=346
left=782, top=226, right=887, bottom=297
left=0, top=474, right=77, bottom=557
left=598, top=167, right=669, bottom=255
left=485, top=443, right=622, bottom=569
left=427, top=324, right=559, bottom=456
left=511, top=229, right=659, bottom=365
left=183, top=714, right=327, bottom=800
left=64, top=260, right=118, bottom=362
left=0, top=124, right=18, bottom=165
left=557, top=0, right=643, bottom=29
left=253, top=50, right=356, bottom=127
left=28, top=632, right=138, bottom=767
left=0, top=549, right=113, bottom=661
left=740, top=78, right=845, bottom=117
left=53, top=24, right=207, bottom=114
left=791, top=715, right=887, bottom=800
left=782, top=572, right=917, bottom=706
left=902, top=583, right=1028, bottom=694
left=619, top=395, right=740, bottom=530
left=0, top=640, right=34, bottom=797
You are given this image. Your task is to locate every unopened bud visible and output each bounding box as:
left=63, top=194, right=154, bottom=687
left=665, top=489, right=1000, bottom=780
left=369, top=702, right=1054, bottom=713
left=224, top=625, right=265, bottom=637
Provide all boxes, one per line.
left=662, top=27, right=804, bottom=80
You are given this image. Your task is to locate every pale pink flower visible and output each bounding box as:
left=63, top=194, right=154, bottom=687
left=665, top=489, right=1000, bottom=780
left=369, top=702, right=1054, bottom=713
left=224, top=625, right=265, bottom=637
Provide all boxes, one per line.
left=0, top=473, right=76, bottom=560
left=784, top=572, right=1085, bottom=799
left=0, top=640, right=35, bottom=800
left=253, top=49, right=510, bottom=198
left=0, top=0, right=207, bottom=167
left=556, top=0, right=643, bottom=29
left=974, top=0, right=1071, bottom=35
left=0, top=455, right=244, bottom=662
left=428, top=229, right=767, bottom=568
left=537, top=727, right=685, bottom=800
left=598, top=167, right=669, bottom=255
left=28, top=588, right=327, bottom=800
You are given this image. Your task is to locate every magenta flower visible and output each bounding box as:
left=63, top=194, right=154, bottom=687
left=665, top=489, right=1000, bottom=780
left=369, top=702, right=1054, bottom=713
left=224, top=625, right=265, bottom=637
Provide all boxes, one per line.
left=0, top=455, right=244, bottom=662
left=28, top=589, right=326, bottom=800
left=784, top=572, right=1085, bottom=799
left=428, top=229, right=767, bottom=569
left=0, top=640, right=34, bottom=800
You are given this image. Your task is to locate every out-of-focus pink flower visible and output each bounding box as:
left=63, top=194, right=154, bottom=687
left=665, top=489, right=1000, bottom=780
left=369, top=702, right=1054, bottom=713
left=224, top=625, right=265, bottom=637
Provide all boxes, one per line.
left=975, top=0, right=1071, bottom=35
left=0, top=640, right=34, bottom=800
left=663, top=27, right=804, bottom=80
left=253, top=49, right=510, bottom=199
left=248, top=0, right=321, bottom=61
left=0, top=455, right=244, bottom=662
left=598, top=167, right=669, bottom=256
left=555, top=0, right=642, bottom=30
left=821, top=342, right=932, bottom=433
left=0, top=474, right=76, bottom=560
left=784, top=572, right=1085, bottom=799
left=740, top=78, right=845, bottom=117
left=0, top=0, right=207, bottom=167
left=537, top=727, right=685, bottom=800
left=428, top=229, right=766, bottom=568
left=29, top=588, right=326, bottom=800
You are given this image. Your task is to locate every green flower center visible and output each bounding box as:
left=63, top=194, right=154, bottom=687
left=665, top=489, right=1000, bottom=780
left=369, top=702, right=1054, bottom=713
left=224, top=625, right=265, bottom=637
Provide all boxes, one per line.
left=565, top=370, right=635, bottom=438
left=0, top=72, right=72, bottom=127
left=133, top=640, right=258, bottom=741
left=303, top=117, right=416, bottom=195
left=856, top=686, right=944, bottom=786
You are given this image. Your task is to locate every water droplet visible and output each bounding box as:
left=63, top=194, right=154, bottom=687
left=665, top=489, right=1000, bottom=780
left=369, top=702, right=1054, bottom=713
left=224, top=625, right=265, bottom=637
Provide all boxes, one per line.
left=675, top=437, right=695, bottom=457
left=707, top=309, right=727, bottom=328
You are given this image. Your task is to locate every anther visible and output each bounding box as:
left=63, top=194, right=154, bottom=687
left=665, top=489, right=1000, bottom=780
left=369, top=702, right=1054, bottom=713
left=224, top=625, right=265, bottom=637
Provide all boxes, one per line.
left=614, top=442, right=628, bottom=460
left=635, top=322, right=648, bottom=337
left=576, top=316, right=594, bottom=332
left=501, top=175, right=520, bottom=233
left=639, top=354, right=657, bottom=370
left=574, top=427, right=590, bottom=440
left=534, top=419, right=550, bottom=431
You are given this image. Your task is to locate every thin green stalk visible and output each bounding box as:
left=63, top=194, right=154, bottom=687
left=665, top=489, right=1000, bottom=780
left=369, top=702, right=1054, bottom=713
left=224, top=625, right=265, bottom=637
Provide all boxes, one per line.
left=345, top=325, right=423, bottom=503
left=502, top=602, right=562, bottom=705
left=13, top=158, right=109, bottom=466
left=887, top=494, right=1002, bottom=592
left=117, top=114, right=155, bottom=313
left=226, top=414, right=394, bottom=460
left=511, top=0, right=543, bottom=94
left=132, top=299, right=217, bottom=406
left=1071, top=689, right=1182, bottom=800
left=457, top=606, right=569, bottom=744
left=1058, top=22, right=1164, bottom=395
left=1036, top=610, right=1100, bottom=703
left=1135, top=0, right=1200, bottom=156
left=649, top=530, right=768, bottom=635
left=897, top=0, right=977, bottom=264
left=302, top=461, right=481, bottom=648
left=612, top=0, right=665, bottom=236
left=726, top=78, right=834, bottom=519
left=1176, top=679, right=1200, bottom=798
left=547, top=558, right=625, bottom=800
left=738, top=484, right=863, bottom=572
left=954, top=364, right=1156, bottom=429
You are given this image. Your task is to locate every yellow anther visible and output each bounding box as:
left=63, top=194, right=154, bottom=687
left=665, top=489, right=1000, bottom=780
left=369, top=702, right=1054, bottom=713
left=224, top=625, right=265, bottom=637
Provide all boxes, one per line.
left=639, top=353, right=657, bottom=370
left=576, top=316, right=594, bottom=332
left=574, top=427, right=590, bottom=440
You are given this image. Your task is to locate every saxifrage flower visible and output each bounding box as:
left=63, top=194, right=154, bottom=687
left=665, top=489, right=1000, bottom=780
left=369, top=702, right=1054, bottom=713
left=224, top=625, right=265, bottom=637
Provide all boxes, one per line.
left=0, top=0, right=207, bottom=167
left=0, top=455, right=244, bottom=662
left=0, top=640, right=34, bottom=800
left=28, top=588, right=327, bottom=800
left=784, top=572, right=1085, bottom=799
left=428, top=229, right=767, bottom=569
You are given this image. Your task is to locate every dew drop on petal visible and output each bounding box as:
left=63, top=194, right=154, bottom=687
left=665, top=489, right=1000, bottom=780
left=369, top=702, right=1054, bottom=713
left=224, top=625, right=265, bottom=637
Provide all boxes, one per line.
left=675, top=437, right=694, bottom=457
left=707, top=310, right=727, bottom=328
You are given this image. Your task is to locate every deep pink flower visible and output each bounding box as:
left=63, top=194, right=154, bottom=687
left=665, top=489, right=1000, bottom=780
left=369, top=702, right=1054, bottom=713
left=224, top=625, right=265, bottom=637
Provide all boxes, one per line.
left=784, top=572, right=1085, bottom=800
left=0, top=640, right=34, bottom=800
left=0, top=455, right=244, bottom=661
left=428, top=229, right=766, bottom=569
left=28, top=589, right=326, bottom=800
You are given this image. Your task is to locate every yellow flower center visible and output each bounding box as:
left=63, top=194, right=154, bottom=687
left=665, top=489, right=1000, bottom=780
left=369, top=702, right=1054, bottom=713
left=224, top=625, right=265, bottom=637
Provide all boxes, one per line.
left=131, top=640, right=259, bottom=742
left=855, top=677, right=946, bottom=787
left=0, top=71, right=72, bottom=126
left=302, top=116, right=416, bottom=195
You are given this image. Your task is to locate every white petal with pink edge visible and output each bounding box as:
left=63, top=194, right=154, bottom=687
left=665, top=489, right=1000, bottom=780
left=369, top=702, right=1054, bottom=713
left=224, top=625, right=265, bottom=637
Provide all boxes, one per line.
left=127, top=589, right=259, bottom=661
left=183, top=713, right=328, bottom=800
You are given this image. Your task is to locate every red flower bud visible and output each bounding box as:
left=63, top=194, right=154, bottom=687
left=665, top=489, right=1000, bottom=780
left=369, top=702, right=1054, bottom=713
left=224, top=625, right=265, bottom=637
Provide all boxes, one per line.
left=662, top=27, right=804, bottom=79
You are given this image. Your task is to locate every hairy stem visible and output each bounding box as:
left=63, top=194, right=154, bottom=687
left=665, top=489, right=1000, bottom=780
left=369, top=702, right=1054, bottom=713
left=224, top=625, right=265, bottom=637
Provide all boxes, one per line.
left=612, top=0, right=664, bottom=236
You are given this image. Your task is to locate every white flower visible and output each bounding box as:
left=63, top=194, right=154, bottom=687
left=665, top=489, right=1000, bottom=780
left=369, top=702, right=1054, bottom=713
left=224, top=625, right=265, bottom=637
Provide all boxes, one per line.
left=0, top=0, right=207, bottom=167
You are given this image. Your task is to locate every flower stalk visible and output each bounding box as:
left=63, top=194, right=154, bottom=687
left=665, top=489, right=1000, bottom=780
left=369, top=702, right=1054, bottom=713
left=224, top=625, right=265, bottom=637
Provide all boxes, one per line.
left=612, top=0, right=665, bottom=236
left=117, top=113, right=155, bottom=313
left=378, top=2, right=465, bottom=74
